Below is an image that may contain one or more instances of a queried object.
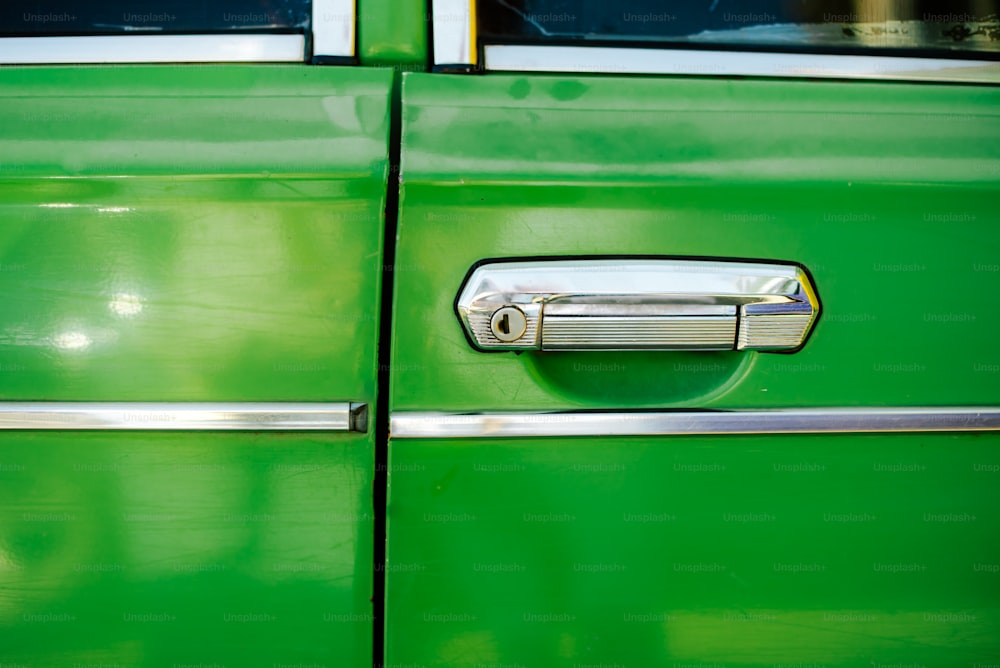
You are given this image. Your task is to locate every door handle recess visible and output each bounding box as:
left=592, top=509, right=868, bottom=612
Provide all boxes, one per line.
left=456, top=259, right=820, bottom=352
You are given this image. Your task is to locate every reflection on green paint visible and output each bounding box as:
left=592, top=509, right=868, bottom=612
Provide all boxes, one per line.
left=0, top=66, right=391, bottom=402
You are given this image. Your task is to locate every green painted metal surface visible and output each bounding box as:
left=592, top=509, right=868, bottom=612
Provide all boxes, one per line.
left=387, top=433, right=1000, bottom=666
left=357, top=0, right=427, bottom=69
left=0, top=66, right=391, bottom=666
left=0, top=66, right=391, bottom=402
left=386, top=73, right=1000, bottom=664
left=0, top=431, right=373, bottom=667
left=391, top=73, right=1000, bottom=411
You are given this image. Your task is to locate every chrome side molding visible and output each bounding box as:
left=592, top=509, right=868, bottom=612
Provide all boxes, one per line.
left=0, top=402, right=367, bottom=432
left=456, top=259, right=820, bottom=352
left=391, top=408, right=1000, bottom=439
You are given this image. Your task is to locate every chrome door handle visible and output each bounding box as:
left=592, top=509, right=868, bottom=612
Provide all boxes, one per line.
left=456, top=259, right=820, bottom=352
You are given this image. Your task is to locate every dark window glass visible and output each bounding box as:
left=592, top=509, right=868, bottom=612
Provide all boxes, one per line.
left=479, top=0, right=1000, bottom=55
left=0, top=0, right=309, bottom=36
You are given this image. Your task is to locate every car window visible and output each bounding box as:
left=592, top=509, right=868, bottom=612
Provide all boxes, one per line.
left=0, top=0, right=356, bottom=64
left=0, top=0, right=310, bottom=35
left=479, top=0, right=1000, bottom=55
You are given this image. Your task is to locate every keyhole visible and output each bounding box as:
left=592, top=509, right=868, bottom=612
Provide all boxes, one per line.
left=489, top=306, right=527, bottom=343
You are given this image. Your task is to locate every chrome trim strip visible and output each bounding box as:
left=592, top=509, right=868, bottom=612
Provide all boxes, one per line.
left=0, top=35, right=305, bottom=64
left=483, top=45, right=1000, bottom=84
left=391, top=408, right=1000, bottom=439
left=312, top=0, right=355, bottom=59
left=0, top=402, right=366, bottom=432
left=433, top=0, right=476, bottom=68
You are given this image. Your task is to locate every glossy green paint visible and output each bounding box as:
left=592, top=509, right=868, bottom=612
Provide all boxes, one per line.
left=0, top=66, right=391, bottom=666
left=0, top=66, right=391, bottom=401
left=0, top=431, right=374, bottom=667
left=387, top=433, right=1000, bottom=666
left=391, top=73, right=1000, bottom=410
left=357, top=0, right=427, bottom=69
left=386, top=73, right=1000, bottom=664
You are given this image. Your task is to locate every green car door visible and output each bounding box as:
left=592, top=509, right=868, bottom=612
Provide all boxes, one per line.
left=385, top=2, right=1000, bottom=666
left=0, top=11, right=391, bottom=664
